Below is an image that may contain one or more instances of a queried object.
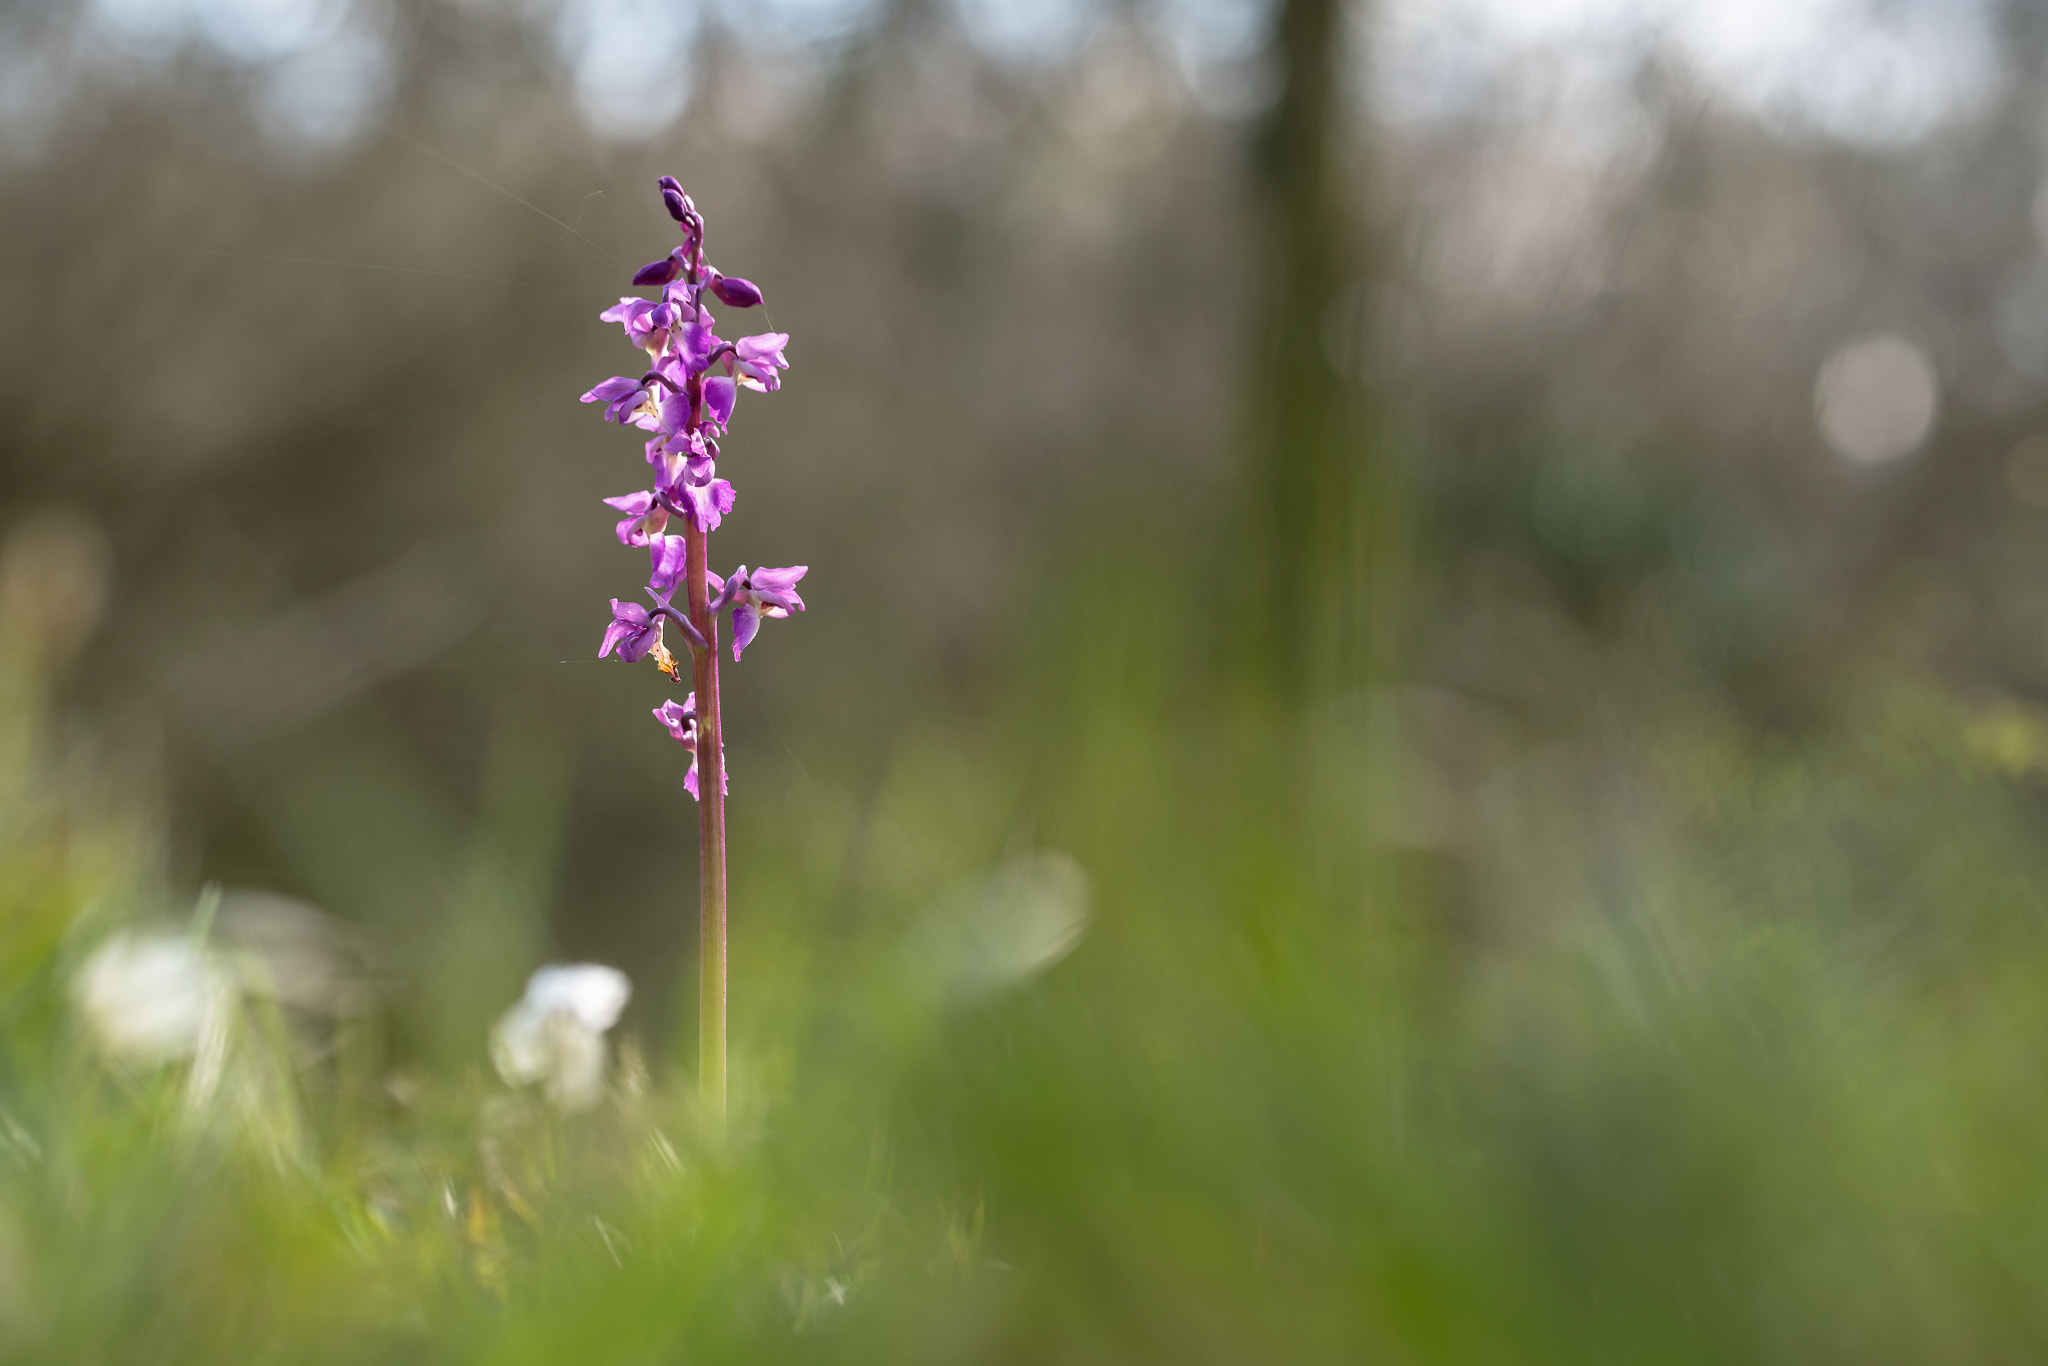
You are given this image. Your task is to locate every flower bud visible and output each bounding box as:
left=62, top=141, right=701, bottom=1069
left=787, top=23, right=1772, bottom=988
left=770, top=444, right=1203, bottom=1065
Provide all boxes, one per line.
left=632, top=256, right=680, bottom=287
left=710, top=274, right=764, bottom=308
left=662, top=187, right=689, bottom=223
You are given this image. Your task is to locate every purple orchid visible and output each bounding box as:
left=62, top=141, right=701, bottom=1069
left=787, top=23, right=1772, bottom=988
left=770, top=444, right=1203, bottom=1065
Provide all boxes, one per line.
left=603, top=490, right=666, bottom=546
left=629, top=445, right=735, bottom=536
left=652, top=694, right=728, bottom=800
left=732, top=333, right=789, bottom=392
left=600, top=596, right=666, bottom=663
left=583, top=176, right=808, bottom=1126
left=713, top=564, right=807, bottom=661
left=599, top=296, right=679, bottom=354
left=581, top=375, right=652, bottom=425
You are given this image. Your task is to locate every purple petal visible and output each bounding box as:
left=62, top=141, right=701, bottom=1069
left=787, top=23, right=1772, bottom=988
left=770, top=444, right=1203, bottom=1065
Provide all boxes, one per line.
left=662, top=187, right=689, bottom=222
left=678, top=478, right=735, bottom=533
left=600, top=297, right=650, bottom=324
left=603, top=598, right=654, bottom=659
left=657, top=174, right=684, bottom=197
left=648, top=534, right=690, bottom=594
left=735, top=333, right=789, bottom=366
left=676, top=322, right=716, bottom=373
left=682, top=751, right=728, bottom=802
left=653, top=697, right=696, bottom=745
left=702, top=375, right=737, bottom=428
left=603, top=491, right=656, bottom=515
left=614, top=619, right=661, bottom=663
left=651, top=452, right=687, bottom=499
left=600, top=619, right=633, bottom=659
left=606, top=490, right=665, bottom=546
left=751, top=565, right=808, bottom=596
left=581, top=376, right=642, bottom=404
left=656, top=389, right=691, bottom=435
left=730, top=600, right=761, bottom=661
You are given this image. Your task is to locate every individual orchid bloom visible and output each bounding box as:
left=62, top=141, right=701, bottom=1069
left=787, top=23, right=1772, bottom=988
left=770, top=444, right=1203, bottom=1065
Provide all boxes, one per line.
left=637, top=450, right=735, bottom=535
left=601, top=586, right=702, bottom=681
left=656, top=426, right=711, bottom=460
left=659, top=443, right=735, bottom=530
left=652, top=694, right=727, bottom=800
left=717, top=564, right=808, bottom=661
left=581, top=374, right=653, bottom=425
left=593, top=353, right=695, bottom=435
left=653, top=694, right=697, bottom=747
left=603, top=490, right=667, bottom=546
left=600, top=596, right=666, bottom=663
left=732, top=333, right=790, bottom=392
left=599, top=296, right=679, bottom=354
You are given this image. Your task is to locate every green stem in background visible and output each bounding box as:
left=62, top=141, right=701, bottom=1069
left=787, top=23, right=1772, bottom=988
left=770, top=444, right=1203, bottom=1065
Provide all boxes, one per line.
left=685, top=518, right=728, bottom=1130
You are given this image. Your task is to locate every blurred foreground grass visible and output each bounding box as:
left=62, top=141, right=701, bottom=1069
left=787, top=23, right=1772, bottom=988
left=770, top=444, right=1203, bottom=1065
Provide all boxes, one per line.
left=10, top=556, right=2048, bottom=1363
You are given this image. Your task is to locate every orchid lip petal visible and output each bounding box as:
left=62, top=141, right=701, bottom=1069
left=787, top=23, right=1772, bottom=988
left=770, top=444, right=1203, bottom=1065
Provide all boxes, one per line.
left=729, top=600, right=761, bottom=661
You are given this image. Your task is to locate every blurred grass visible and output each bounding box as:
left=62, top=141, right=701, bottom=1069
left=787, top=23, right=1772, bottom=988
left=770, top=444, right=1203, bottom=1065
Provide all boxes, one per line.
left=11, top=535, right=2048, bottom=1364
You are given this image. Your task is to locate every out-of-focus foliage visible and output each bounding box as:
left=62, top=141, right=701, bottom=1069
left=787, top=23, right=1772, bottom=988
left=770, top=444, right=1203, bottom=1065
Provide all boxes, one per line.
left=16, top=514, right=2048, bottom=1360
left=11, top=0, right=2048, bottom=1357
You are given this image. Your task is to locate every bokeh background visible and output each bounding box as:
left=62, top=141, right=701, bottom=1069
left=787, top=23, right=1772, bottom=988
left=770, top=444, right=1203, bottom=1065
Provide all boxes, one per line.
left=12, top=0, right=2048, bottom=1359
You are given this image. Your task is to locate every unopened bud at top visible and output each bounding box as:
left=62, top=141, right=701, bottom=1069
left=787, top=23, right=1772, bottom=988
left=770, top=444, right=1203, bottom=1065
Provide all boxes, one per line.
left=710, top=274, right=763, bottom=308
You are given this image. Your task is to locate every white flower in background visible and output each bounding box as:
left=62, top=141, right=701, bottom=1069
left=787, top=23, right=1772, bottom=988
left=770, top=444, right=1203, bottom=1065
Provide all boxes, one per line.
left=74, top=931, right=235, bottom=1063
left=489, top=964, right=632, bottom=1114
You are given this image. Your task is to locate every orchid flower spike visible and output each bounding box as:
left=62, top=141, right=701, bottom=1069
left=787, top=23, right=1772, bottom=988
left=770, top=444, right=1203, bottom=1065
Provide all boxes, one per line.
left=581, top=177, right=814, bottom=1125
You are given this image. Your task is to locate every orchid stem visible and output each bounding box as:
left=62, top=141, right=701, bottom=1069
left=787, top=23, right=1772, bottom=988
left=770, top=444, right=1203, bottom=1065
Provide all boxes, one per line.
left=685, top=521, right=728, bottom=1131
